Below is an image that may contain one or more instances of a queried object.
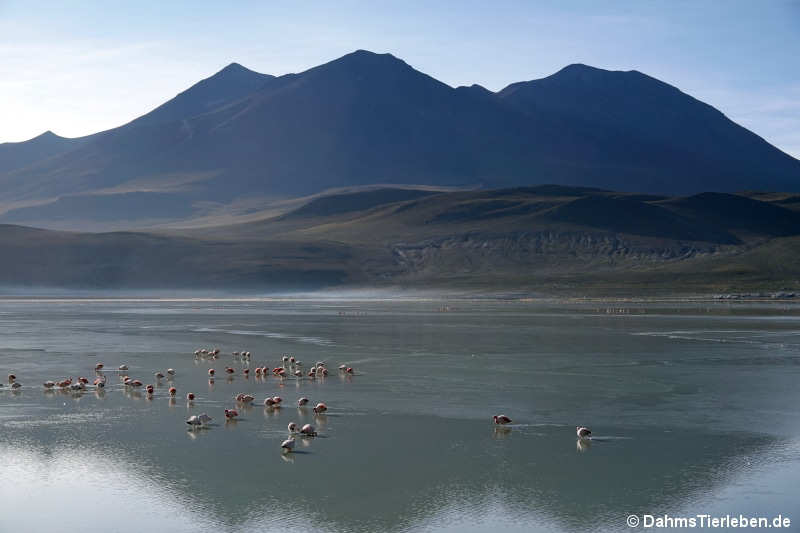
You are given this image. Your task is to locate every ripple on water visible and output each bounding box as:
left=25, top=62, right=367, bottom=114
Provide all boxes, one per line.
left=191, top=327, right=334, bottom=346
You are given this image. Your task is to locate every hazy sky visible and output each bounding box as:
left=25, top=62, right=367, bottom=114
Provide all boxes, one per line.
left=1, top=0, right=798, bottom=157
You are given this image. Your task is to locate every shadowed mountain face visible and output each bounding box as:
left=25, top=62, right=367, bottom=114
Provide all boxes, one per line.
left=0, top=50, right=798, bottom=230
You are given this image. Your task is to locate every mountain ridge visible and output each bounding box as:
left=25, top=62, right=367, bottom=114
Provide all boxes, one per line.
left=1, top=49, right=798, bottom=230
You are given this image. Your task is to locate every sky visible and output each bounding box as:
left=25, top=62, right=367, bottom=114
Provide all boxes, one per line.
left=1, top=0, right=799, bottom=157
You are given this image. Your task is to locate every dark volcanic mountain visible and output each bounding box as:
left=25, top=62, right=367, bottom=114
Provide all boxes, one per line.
left=1, top=50, right=798, bottom=230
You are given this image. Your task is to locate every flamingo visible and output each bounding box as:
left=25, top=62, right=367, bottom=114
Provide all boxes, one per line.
left=78, top=377, right=89, bottom=384
left=69, top=381, right=84, bottom=391
left=272, top=396, right=282, bottom=405
left=145, top=384, right=154, bottom=394
left=169, top=387, right=177, bottom=397
left=154, top=372, right=165, bottom=379
left=281, top=438, right=295, bottom=452
left=225, top=367, right=234, bottom=375
left=224, top=409, right=239, bottom=420
left=130, top=380, right=143, bottom=388
left=57, top=378, right=71, bottom=388
left=93, top=377, right=106, bottom=388
left=254, top=367, right=263, bottom=376
left=338, top=365, right=347, bottom=371
left=264, top=397, right=276, bottom=407
left=297, top=397, right=309, bottom=407
left=166, top=368, right=175, bottom=377
left=240, top=394, right=255, bottom=404
left=94, top=363, right=104, bottom=371
left=243, top=369, right=250, bottom=377
left=293, top=370, right=302, bottom=378
left=8, top=374, right=16, bottom=383
left=208, top=369, right=215, bottom=377
left=493, top=415, right=512, bottom=425
left=300, top=423, right=317, bottom=437
left=43, top=380, right=55, bottom=389
left=289, top=356, right=296, bottom=364
left=118, top=364, right=128, bottom=371
left=345, top=367, right=354, bottom=374
left=576, top=426, right=592, bottom=439
left=186, top=392, right=195, bottom=401
left=186, top=413, right=211, bottom=428
left=313, top=402, right=327, bottom=414
left=288, top=422, right=298, bottom=433
left=11, top=382, right=22, bottom=389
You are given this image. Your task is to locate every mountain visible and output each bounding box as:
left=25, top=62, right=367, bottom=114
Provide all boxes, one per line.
left=128, top=62, right=275, bottom=128
left=0, top=130, right=85, bottom=174
left=1, top=50, right=799, bottom=230
left=497, top=64, right=800, bottom=193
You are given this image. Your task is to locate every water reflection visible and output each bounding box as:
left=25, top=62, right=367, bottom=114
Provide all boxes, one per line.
left=0, top=299, right=798, bottom=532
left=0, top=411, right=782, bottom=533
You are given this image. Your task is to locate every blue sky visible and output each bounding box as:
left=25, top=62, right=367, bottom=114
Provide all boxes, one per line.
left=1, top=0, right=798, bottom=157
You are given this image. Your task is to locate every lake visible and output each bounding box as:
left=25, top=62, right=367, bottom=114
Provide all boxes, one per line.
left=0, top=297, right=798, bottom=532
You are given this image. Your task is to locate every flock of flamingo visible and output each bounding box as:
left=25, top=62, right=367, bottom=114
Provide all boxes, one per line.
left=3, top=346, right=594, bottom=447
left=1, top=346, right=359, bottom=454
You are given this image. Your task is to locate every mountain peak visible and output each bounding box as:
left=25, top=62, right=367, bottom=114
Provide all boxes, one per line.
left=318, top=49, right=412, bottom=73
left=129, top=61, right=274, bottom=128
left=215, top=62, right=257, bottom=77
left=35, top=130, right=60, bottom=140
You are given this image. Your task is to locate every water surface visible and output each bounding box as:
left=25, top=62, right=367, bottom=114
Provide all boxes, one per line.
left=0, top=298, right=798, bottom=532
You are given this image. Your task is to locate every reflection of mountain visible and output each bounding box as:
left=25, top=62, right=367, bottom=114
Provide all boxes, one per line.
left=0, top=411, right=776, bottom=532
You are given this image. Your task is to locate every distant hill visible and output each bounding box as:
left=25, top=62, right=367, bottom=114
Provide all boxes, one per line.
left=0, top=130, right=85, bottom=175
left=3, top=185, right=800, bottom=295
left=1, top=50, right=799, bottom=230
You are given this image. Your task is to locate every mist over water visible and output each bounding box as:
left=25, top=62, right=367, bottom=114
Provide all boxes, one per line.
left=0, top=298, right=798, bottom=532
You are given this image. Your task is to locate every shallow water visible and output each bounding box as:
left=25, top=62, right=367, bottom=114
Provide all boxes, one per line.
left=0, top=298, right=798, bottom=532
